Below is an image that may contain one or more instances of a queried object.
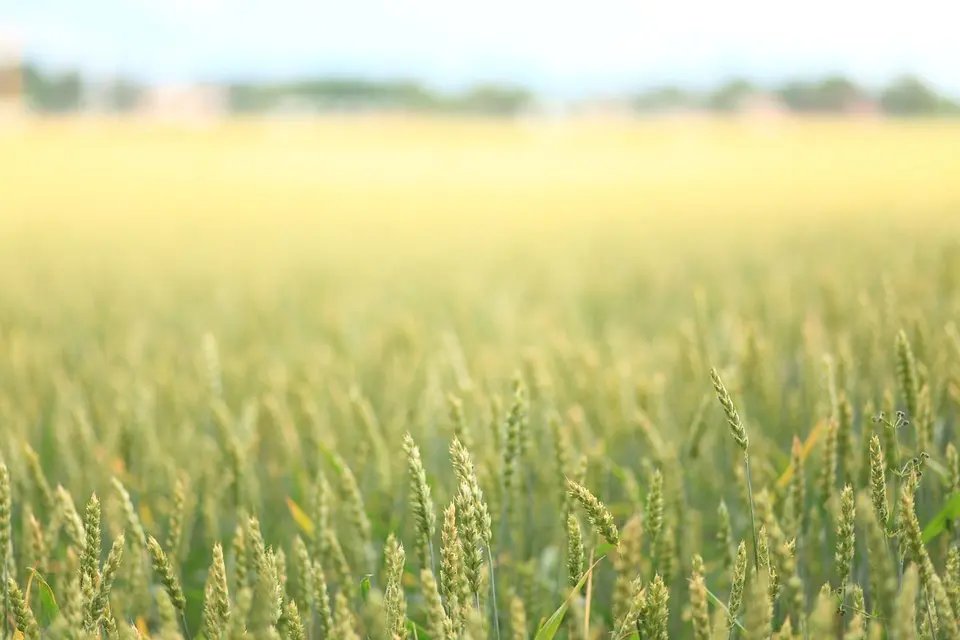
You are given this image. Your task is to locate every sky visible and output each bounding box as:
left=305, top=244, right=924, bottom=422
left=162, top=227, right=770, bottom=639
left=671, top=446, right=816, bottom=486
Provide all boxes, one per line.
left=1, top=0, right=958, bottom=97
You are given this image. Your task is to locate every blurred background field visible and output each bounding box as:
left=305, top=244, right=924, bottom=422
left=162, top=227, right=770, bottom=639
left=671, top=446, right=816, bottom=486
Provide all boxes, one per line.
left=4, top=0, right=960, bottom=303
left=3, top=112, right=960, bottom=441
left=4, top=115, right=960, bottom=352
left=5, top=116, right=960, bottom=268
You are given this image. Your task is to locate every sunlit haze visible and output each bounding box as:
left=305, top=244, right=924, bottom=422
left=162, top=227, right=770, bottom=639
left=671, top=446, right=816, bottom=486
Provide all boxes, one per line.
left=3, top=0, right=958, bottom=96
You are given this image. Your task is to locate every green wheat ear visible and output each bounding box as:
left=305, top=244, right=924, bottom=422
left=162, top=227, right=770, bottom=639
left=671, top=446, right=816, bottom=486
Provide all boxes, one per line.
left=403, top=431, right=437, bottom=572
left=895, top=329, right=919, bottom=420
left=421, top=567, right=454, bottom=640
left=8, top=577, right=39, bottom=640
left=80, top=493, right=101, bottom=605
left=203, top=541, right=230, bottom=639
left=689, top=555, right=712, bottom=640
left=166, top=473, right=188, bottom=565
left=146, top=535, right=187, bottom=617
left=868, top=435, right=889, bottom=527
left=744, top=569, right=772, bottom=640
left=834, top=485, right=855, bottom=598
left=645, top=468, right=664, bottom=556
left=710, top=368, right=748, bottom=451
left=313, top=559, right=335, bottom=637
left=282, top=600, right=307, bottom=640
left=565, top=477, right=620, bottom=547
left=565, top=514, right=584, bottom=587
left=711, top=367, right=760, bottom=575
left=383, top=533, right=409, bottom=640
left=89, top=531, right=125, bottom=630
left=726, top=541, right=747, bottom=634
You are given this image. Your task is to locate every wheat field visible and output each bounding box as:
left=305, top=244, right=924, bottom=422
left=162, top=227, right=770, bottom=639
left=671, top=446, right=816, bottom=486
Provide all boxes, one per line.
left=1, top=116, right=959, bottom=639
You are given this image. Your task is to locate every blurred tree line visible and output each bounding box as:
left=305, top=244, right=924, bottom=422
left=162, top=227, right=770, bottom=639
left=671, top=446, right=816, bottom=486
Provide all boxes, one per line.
left=12, top=61, right=960, bottom=117
left=16, top=62, right=535, bottom=116
left=227, top=78, right=533, bottom=114
left=632, top=75, right=960, bottom=116
left=20, top=64, right=141, bottom=112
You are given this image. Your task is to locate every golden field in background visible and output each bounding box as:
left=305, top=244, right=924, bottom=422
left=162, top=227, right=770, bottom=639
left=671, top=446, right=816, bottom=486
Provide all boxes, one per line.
left=4, top=116, right=960, bottom=263
left=2, top=115, right=959, bottom=335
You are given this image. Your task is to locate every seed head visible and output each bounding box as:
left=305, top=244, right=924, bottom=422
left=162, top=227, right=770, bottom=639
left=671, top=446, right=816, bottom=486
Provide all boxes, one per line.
left=710, top=368, right=749, bottom=451
left=565, top=478, right=619, bottom=547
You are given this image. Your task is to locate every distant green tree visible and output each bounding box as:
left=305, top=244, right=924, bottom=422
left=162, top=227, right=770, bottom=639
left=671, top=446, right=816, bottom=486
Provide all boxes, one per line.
left=776, top=75, right=867, bottom=113
left=226, top=77, right=534, bottom=115
left=812, top=75, right=866, bottom=111
left=227, top=83, right=273, bottom=112
left=776, top=81, right=816, bottom=112
left=295, top=78, right=439, bottom=110
left=708, top=78, right=755, bottom=112
left=632, top=85, right=699, bottom=112
left=453, top=84, right=533, bottom=115
left=229, top=77, right=444, bottom=113
left=879, top=75, right=946, bottom=116
left=104, top=77, right=143, bottom=112
left=23, top=63, right=85, bottom=112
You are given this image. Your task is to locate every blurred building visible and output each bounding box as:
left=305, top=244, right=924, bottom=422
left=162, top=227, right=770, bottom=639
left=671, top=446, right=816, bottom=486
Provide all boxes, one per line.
left=137, top=83, right=227, bottom=121
left=518, top=97, right=571, bottom=120
left=737, top=92, right=789, bottom=119
left=842, top=97, right=883, bottom=119
left=573, top=97, right=636, bottom=120
left=0, top=34, right=24, bottom=118
left=267, top=96, right=321, bottom=118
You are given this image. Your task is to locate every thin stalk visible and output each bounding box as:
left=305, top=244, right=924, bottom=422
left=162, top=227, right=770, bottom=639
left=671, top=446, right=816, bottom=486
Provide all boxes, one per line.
left=798, top=534, right=809, bottom=640
left=790, top=500, right=809, bottom=640
left=181, top=611, right=193, bottom=640
left=922, top=588, right=936, bottom=640
left=728, top=605, right=739, bottom=640
left=493, top=456, right=511, bottom=640
left=555, top=549, right=564, bottom=601
left=3, top=561, right=8, bottom=640
left=839, top=585, right=847, bottom=639
left=891, top=473, right=902, bottom=587
left=886, top=416, right=904, bottom=586
left=744, top=452, right=760, bottom=575
left=703, top=586, right=747, bottom=634
left=486, top=545, right=501, bottom=640
left=524, top=469, right=534, bottom=561
left=584, top=547, right=595, bottom=640
left=497, top=497, right=509, bottom=568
